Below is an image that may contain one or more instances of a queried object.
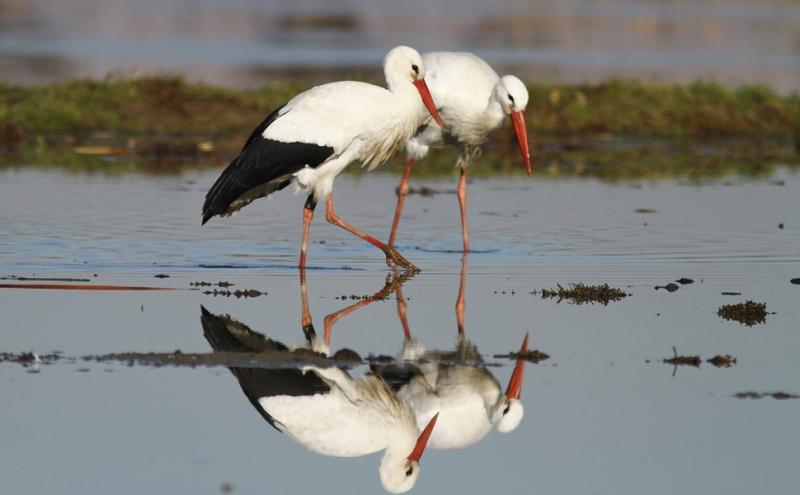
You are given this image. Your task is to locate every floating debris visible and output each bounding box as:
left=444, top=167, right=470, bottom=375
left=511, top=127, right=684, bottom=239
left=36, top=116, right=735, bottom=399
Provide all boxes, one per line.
left=400, top=186, right=454, bottom=196
left=717, top=300, right=768, bottom=326
left=721, top=291, right=742, bottom=296
left=675, top=277, right=694, bottom=285
left=537, top=283, right=628, bottom=305
left=494, top=349, right=550, bottom=364
left=655, top=282, right=680, bottom=292
left=203, top=289, right=265, bottom=298
left=191, top=281, right=234, bottom=288
left=707, top=354, right=737, bottom=368
left=791, top=278, right=800, bottom=285
left=734, top=392, right=799, bottom=400
left=0, top=275, right=91, bottom=282
left=634, top=208, right=656, bottom=214
left=662, top=347, right=701, bottom=368
left=154, top=273, right=170, bottom=278
left=0, top=351, right=61, bottom=366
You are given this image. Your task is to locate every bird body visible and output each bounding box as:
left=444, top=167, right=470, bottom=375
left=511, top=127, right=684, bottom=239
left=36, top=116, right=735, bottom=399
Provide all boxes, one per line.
left=375, top=334, right=528, bottom=450
left=200, top=306, right=438, bottom=493
left=202, top=46, right=443, bottom=270
left=387, top=51, right=531, bottom=252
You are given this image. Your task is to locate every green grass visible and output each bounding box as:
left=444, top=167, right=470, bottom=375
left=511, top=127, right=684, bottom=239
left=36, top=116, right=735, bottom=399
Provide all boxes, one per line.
left=1, top=76, right=798, bottom=139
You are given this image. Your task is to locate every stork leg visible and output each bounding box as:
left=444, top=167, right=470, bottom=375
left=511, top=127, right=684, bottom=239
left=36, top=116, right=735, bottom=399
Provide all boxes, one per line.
left=455, top=253, right=468, bottom=336
left=395, top=276, right=413, bottom=340
left=323, top=272, right=406, bottom=346
left=299, top=195, right=317, bottom=269
left=325, top=193, right=419, bottom=271
left=388, top=159, right=414, bottom=248
left=456, top=167, right=470, bottom=253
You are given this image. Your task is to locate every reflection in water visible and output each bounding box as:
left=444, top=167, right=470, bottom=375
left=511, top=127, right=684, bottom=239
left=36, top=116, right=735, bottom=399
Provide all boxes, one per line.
left=200, top=271, right=437, bottom=494
left=375, top=255, right=529, bottom=449
left=199, top=262, right=528, bottom=492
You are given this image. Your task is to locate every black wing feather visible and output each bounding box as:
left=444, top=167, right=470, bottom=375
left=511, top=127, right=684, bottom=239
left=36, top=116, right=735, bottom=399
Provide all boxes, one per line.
left=201, top=103, right=334, bottom=224
left=200, top=306, right=330, bottom=431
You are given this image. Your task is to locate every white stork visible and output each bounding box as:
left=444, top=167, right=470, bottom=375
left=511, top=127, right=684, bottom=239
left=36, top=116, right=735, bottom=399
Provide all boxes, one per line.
left=202, top=46, right=444, bottom=270
left=200, top=305, right=439, bottom=494
left=373, top=255, right=529, bottom=449
left=386, top=52, right=532, bottom=253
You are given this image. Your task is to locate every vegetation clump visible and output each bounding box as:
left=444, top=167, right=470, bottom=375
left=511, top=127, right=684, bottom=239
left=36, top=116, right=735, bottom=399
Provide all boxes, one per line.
left=538, top=283, right=628, bottom=305
left=717, top=300, right=768, bottom=326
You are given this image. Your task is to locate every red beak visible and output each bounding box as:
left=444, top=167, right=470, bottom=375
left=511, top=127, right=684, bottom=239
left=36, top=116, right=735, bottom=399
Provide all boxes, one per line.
left=413, top=79, right=445, bottom=129
left=407, top=412, right=439, bottom=462
left=510, top=110, right=532, bottom=176
left=505, top=333, right=528, bottom=400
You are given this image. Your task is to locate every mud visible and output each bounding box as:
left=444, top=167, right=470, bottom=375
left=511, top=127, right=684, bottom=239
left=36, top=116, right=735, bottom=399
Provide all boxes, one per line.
left=662, top=347, right=701, bottom=368
left=707, top=355, right=737, bottom=368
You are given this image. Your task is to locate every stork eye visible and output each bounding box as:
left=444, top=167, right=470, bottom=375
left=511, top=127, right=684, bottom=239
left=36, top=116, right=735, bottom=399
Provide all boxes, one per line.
left=508, top=94, right=515, bottom=104
left=503, top=404, right=511, bottom=415
left=411, top=64, right=419, bottom=75
left=405, top=466, right=414, bottom=477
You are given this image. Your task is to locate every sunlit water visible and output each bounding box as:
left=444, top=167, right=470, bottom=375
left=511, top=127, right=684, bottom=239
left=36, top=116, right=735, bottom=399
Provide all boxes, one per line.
left=1, top=166, right=799, bottom=494
left=1, top=0, right=799, bottom=91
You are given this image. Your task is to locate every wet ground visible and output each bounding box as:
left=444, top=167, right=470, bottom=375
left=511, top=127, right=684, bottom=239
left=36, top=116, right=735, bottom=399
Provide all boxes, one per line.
left=1, top=162, right=799, bottom=494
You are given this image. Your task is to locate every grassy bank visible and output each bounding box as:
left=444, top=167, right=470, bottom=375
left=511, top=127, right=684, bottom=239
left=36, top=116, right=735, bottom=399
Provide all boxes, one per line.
left=1, top=76, right=798, bottom=139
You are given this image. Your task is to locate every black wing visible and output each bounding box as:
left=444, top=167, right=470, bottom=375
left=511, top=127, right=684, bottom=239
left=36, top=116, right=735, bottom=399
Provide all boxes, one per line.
left=200, top=306, right=330, bottom=431
left=201, top=104, right=334, bottom=224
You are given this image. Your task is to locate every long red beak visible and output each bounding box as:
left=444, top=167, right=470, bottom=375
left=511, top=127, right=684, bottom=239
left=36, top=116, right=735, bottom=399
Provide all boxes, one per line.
left=413, top=79, right=445, bottom=129
left=407, top=412, right=439, bottom=462
left=510, top=110, right=531, bottom=176
left=505, top=333, right=528, bottom=400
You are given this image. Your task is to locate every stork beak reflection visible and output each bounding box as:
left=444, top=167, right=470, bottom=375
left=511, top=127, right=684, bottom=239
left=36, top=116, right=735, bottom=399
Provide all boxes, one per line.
left=199, top=263, right=532, bottom=493
left=505, top=333, right=529, bottom=400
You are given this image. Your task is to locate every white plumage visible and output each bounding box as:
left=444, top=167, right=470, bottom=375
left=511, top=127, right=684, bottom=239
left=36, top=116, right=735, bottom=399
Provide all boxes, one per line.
left=203, top=45, right=443, bottom=270
left=386, top=51, right=532, bottom=253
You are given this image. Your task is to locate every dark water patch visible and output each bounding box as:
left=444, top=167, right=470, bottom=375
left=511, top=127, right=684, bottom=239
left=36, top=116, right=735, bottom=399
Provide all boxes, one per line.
left=721, top=291, right=743, bottom=296
left=1, top=275, right=91, bottom=282
left=402, top=186, right=455, bottom=196
left=733, top=392, right=799, bottom=400
left=717, top=300, right=768, bottom=326
left=655, top=282, right=680, bottom=292
left=414, top=247, right=501, bottom=254
left=191, top=281, right=234, bottom=287
left=634, top=208, right=656, bottom=214
left=536, top=283, right=628, bottom=305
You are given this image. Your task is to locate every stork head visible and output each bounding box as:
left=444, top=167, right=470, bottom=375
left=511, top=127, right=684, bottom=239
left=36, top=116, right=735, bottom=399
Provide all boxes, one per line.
left=384, top=46, right=444, bottom=128
left=379, top=413, right=439, bottom=493
left=491, top=333, right=528, bottom=433
left=494, top=75, right=531, bottom=175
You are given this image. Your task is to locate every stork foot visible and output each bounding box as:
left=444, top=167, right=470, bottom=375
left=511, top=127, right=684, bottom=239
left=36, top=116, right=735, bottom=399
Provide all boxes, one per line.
left=384, top=246, right=420, bottom=272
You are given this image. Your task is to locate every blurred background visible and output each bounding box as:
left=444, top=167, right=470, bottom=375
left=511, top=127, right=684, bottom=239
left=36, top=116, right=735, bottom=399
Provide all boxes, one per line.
left=2, top=0, right=799, bottom=92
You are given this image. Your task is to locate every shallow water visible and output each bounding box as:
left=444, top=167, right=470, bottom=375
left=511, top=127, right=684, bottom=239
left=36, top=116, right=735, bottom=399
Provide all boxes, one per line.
left=1, top=166, right=799, bottom=494
left=2, top=0, right=799, bottom=91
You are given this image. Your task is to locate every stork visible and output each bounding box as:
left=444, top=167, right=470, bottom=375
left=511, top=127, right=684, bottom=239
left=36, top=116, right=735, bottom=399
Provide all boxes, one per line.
left=199, top=271, right=434, bottom=493
left=202, top=46, right=444, bottom=271
left=387, top=52, right=532, bottom=253
left=373, top=255, right=529, bottom=449
left=200, top=309, right=438, bottom=493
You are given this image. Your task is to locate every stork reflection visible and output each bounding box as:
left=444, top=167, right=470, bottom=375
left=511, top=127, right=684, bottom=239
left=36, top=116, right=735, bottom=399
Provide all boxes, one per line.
left=373, top=254, right=529, bottom=449
left=200, top=269, right=436, bottom=494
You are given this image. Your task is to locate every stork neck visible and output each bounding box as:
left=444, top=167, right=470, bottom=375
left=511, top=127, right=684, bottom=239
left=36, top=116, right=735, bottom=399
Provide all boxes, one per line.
left=483, top=95, right=506, bottom=131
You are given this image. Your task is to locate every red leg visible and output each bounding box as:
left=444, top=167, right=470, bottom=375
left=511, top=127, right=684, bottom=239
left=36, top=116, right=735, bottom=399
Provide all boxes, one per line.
left=455, top=253, right=468, bottom=336
left=456, top=168, right=470, bottom=253
left=395, top=278, right=413, bottom=340
left=299, top=196, right=316, bottom=269
left=325, top=193, right=419, bottom=271
left=388, top=159, right=414, bottom=247
left=322, top=273, right=403, bottom=346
